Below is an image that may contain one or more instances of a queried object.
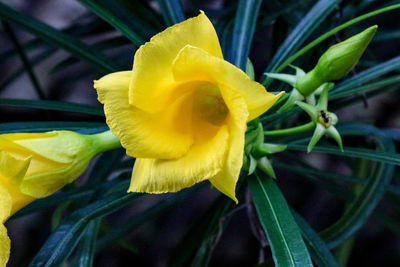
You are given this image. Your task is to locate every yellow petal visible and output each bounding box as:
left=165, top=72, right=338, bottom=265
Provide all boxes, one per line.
left=0, top=151, right=34, bottom=217
left=0, top=135, right=65, bottom=177
left=129, top=12, right=223, bottom=113
left=0, top=132, right=94, bottom=198
left=0, top=184, right=11, bottom=223
left=0, top=224, right=10, bottom=267
left=128, top=121, right=229, bottom=193
left=95, top=71, right=194, bottom=159
left=3, top=132, right=84, bottom=164
left=209, top=86, right=249, bottom=203
left=172, top=45, right=283, bottom=121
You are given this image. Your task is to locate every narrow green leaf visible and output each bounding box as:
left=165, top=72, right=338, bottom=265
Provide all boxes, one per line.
left=97, top=194, right=182, bottom=251
left=374, top=211, right=400, bottom=236
left=261, top=0, right=304, bottom=26
left=218, top=17, right=234, bottom=61
left=50, top=36, right=131, bottom=74
left=13, top=187, right=93, bottom=218
left=0, top=121, right=107, bottom=133
left=332, top=56, right=400, bottom=95
left=29, top=191, right=141, bottom=267
left=319, top=124, right=396, bottom=248
left=13, top=178, right=130, bottom=219
left=274, top=161, right=364, bottom=184
left=230, top=0, right=262, bottom=70
left=111, top=0, right=164, bottom=33
left=273, top=160, right=356, bottom=201
left=261, top=0, right=341, bottom=83
left=51, top=201, right=72, bottom=230
left=168, top=194, right=235, bottom=267
left=157, top=0, right=185, bottom=26
left=330, top=74, right=400, bottom=100
left=74, top=219, right=101, bottom=267
left=2, top=22, right=45, bottom=99
left=86, top=149, right=125, bottom=187
left=330, top=84, right=399, bottom=111
left=0, top=46, right=56, bottom=92
left=77, top=0, right=144, bottom=46
left=248, top=172, right=312, bottom=267
left=0, top=99, right=104, bottom=116
left=322, top=156, right=394, bottom=247
left=286, top=144, right=400, bottom=166
left=292, top=212, right=339, bottom=267
left=374, top=30, right=400, bottom=42
left=381, top=128, right=400, bottom=141
left=0, top=2, right=118, bottom=73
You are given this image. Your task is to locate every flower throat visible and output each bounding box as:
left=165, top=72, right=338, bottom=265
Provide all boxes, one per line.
left=193, top=84, right=228, bottom=126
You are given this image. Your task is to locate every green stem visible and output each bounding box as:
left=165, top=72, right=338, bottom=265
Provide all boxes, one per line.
left=91, top=130, right=121, bottom=154
left=264, top=121, right=315, bottom=137
left=276, top=3, right=400, bottom=73
left=335, top=237, right=355, bottom=267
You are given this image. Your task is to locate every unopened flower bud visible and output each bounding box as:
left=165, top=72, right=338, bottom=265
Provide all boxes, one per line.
left=297, top=25, right=377, bottom=96
left=0, top=130, right=120, bottom=198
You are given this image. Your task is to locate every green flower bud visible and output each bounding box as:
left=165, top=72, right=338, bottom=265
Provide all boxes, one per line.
left=297, top=25, right=377, bottom=96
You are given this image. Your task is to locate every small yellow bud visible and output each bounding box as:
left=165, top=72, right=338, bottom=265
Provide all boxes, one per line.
left=0, top=130, right=120, bottom=198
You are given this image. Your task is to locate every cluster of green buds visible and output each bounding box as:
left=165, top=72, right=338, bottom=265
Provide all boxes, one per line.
left=266, top=25, right=377, bottom=111
left=243, top=119, right=286, bottom=178
left=264, top=26, right=377, bottom=152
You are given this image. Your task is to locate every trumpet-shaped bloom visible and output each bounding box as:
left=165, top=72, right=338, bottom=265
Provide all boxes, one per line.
left=94, top=12, right=282, bottom=202
left=0, top=130, right=120, bottom=265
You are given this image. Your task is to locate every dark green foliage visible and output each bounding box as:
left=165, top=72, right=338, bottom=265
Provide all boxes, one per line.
left=1, top=0, right=400, bottom=266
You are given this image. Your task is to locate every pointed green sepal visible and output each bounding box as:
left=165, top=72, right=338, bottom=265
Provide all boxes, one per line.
left=245, top=119, right=262, bottom=150
left=248, top=155, right=258, bottom=175
left=305, top=94, right=316, bottom=106
left=295, top=101, right=318, bottom=121
left=257, top=157, right=276, bottom=179
left=314, top=82, right=333, bottom=95
left=278, top=89, right=304, bottom=112
left=330, top=112, right=339, bottom=125
left=265, top=73, right=297, bottom=87
left=251, top=143, right=287, bottom=158
left=315, top=83, right=334, bottom=110
left=289, top=64, right=306, bottom=77
left=262, top=143, right=287, bottom=154
left=326, top=126, right=344, bottom=151
left=242, top=152, right=249, bottom=169
left=254, top=123, right=264, bottom=146
left=307, top=123, right=326, bottom=152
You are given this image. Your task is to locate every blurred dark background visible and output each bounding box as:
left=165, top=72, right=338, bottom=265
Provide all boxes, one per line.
left=1, top=0, right=400, bottom=266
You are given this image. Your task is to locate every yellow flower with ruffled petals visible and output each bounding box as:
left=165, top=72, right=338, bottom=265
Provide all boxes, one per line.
left=94, top=12, right=282, bottom=202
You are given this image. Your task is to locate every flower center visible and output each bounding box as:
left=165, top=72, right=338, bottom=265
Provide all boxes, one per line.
left=193, top=84, right=228, bottom=126
left=318, top=110, right=332, bottom=128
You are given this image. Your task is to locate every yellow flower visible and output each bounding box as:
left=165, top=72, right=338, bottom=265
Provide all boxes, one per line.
left=0, top=130, right=120, bottom=265
left=94, top=12, right=282, bottom=202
